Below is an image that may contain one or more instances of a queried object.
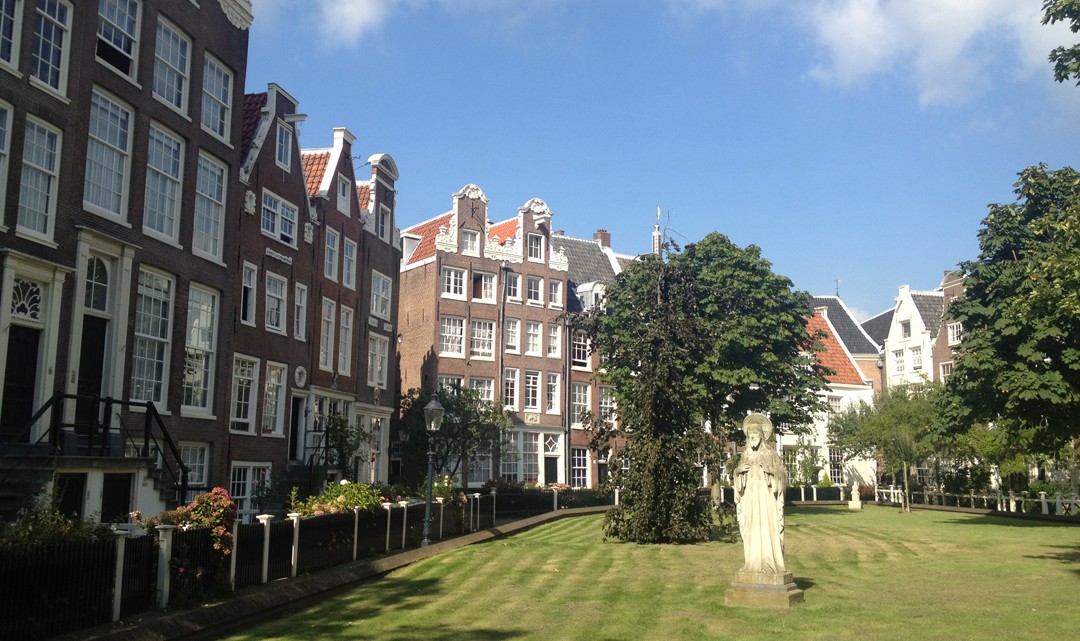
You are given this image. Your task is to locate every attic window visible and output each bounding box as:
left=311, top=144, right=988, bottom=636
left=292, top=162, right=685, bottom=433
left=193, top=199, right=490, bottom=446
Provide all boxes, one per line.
left=527, top=234, right=544, bottom=262
left=901, top=320, right=911, bottom=338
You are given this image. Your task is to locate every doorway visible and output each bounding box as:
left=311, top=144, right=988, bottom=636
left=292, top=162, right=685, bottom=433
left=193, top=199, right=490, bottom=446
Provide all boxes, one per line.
left=101, top=473, right=133, bottom=523
left=75, top=316, right=108, bottom=427
left=1, top=325, right=41, bottom=442
left=544, top=456, right=559, bottom=485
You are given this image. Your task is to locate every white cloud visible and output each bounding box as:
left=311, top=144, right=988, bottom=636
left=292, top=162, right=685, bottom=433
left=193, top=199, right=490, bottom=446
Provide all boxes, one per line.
left=314, top=0, right=422, bottom=47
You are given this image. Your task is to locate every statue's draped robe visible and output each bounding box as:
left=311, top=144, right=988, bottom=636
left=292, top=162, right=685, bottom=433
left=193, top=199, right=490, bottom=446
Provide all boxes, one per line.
left=735, top=448, right=788, bottom=574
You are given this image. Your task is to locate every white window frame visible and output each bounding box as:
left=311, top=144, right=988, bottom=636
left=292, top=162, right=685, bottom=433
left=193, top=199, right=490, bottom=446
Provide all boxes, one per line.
left=84, top=88, right=132, bottom=220
left=261, top=189, right=297, bottom=247
left=0, top=0, right=23, bottom=71
left=265, top=271, right=287, bottom=334
left=371, top=271, right=392, bottom=320
left=525, top=320, right=542, bottom=356
left=240, top=262, right=256, bottom=326
left=504, top=272, right=520, bottom=301
left=437, top=375, right=462, bottom=390
left=441, top=266, right=466, bottom=299
left=96, top=0, right=140, bottom=78
left=276, top=121, right=292, bottom=171
left=343, top=238, right=357, bottom=290
left=17, top=116, right=61, bottom=242
left=152, top=17, right=189, bottom=113
left=230, top=354, right=259, bottom=433
left=504, top=318, right=520, bottom=353
left=901, top=320, right=911, bottom=339
left=470, top=319, right=494, bottom=359
left=523, top=370, right=540, bottom=411
left=910, top=346, right=923, bottom=371
left=939, top=361, right=953, bottom=381
left=179, top=442, right=208, bottom=494
left=293, top=283, right=307, bottom=340
left=527, top=233, right=544, bottom=262
left=193, top=152, right=226, bottom=262
left=30, top=0, right=72, bottom=96
left=461, top=229, right=479, bottom=255
left=376, top=204, right=390, bottom=242
left=526, top=276, right=543, bottom=305
left=338, top=307, right=353, bottom=376
left=439, top=315, right=465, bottom=357
left=368, top=333, right=389, bottom=388
left=262, top=362, right=286, bottom=435
left=599, top=385, right=616, bottom=427
left=470, top=377, right=494, bottom=403
left=182, top=284, right=218, bottom=414
left=472, top=271, right=495, bottom=303
left=503, top=368, right=519, bottom=411
left=571, top=447, right=588, bottom=488
left=336, top=174, right=350, bottom=213
left=230, top=462, right=271, bottom=523
left=545, top=372, right=560, bottom=414
left=547, top=323, right=561, bottom=358
left=947, top=322, right=963, bottom=346
left=0, top=100, right=9, bottom=224
left=319, top=299, right=336, bottom=371
left=548, top=279, right=562, bottom=308
left=571, top=330, right=590, bottom=369
left=143, top=122, right=183, bottom=243
left=131, top=267, right=172, bottom=404
left=324, top=228, right=339, bottom=281
left=200, top=54, right=232, bottom=140
left=893, top=350, right=905, bottom=374
left=571, top=382, right=590, bottom=426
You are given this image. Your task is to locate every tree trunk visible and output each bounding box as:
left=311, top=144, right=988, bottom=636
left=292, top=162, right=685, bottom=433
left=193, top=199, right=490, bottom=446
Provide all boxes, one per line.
left=902, top=462, right=911, bottom=513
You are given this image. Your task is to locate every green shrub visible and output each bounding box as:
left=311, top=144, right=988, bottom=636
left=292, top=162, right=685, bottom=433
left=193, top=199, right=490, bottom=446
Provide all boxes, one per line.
left=290, top=480, right=385, bottom=516
left=0, top=504, right=113, bottom=549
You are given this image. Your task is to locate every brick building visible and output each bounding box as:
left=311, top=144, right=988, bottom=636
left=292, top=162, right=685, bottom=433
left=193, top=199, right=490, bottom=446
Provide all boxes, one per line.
left=0, top=0, right=252, bottom=519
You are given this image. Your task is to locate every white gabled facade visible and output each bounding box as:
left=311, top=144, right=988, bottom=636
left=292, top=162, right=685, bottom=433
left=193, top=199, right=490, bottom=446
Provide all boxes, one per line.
left=883, top=284, right=943, bottom=388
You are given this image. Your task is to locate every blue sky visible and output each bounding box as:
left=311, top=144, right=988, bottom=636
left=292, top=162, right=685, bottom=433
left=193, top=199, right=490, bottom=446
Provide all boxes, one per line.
left=246, top=0, right=1079, bottom=320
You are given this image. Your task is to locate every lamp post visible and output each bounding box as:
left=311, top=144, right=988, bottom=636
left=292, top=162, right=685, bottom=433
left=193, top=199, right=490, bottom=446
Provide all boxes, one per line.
left=422, top=398, right=445, bottom=547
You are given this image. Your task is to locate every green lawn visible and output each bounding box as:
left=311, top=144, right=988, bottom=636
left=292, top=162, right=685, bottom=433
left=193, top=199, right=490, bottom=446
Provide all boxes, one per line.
left=220, top=506, right=1079, bottom=641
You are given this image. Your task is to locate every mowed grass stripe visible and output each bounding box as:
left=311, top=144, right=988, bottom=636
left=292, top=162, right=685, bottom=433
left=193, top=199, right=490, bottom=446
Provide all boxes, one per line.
left=220, top=506, right=1079, bottom=641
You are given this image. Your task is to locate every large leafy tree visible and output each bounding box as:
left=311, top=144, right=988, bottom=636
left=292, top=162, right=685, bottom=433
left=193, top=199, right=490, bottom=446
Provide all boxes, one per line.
left=582, top=232, right=828, bottom=543
left=1043, top=0, right=1080, bottom=84
left=828, top=383, right=941, bottom=511
left=394, top=385, right=511, bottom=488
left=944, top=165, right=1080, bottom=453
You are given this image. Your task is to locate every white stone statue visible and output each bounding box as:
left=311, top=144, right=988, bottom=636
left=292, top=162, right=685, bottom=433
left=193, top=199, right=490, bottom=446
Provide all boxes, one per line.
left=734, top=413, right=788, bottom=575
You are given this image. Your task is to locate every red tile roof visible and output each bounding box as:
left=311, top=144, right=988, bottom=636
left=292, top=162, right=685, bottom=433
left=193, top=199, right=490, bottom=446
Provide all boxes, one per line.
left=808, top=312, right=867, bottom=386
left=241, top=92, right=266, bottom=156
left=355, top=182, right=371, bottom=212
left=402, top=213, right=453, bottom=266
left=301, top=151, right=330, bottom=198
left=488, top=218, right=517, bottom=246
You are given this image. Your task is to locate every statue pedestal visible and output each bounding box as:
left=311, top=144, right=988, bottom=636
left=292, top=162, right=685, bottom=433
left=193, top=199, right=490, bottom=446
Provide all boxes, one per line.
left=848, top=498, right=862, bottom=511
left=725, top=571, right=804, bottom=608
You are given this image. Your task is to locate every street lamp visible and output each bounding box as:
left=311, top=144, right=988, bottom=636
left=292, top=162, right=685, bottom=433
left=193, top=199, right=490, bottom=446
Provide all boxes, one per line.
left=422, top=398, right=445, bottom=547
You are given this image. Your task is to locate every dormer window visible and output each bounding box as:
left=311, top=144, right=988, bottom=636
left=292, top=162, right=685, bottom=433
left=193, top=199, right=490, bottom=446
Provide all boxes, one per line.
left=527, top=233, right=544, bottom=262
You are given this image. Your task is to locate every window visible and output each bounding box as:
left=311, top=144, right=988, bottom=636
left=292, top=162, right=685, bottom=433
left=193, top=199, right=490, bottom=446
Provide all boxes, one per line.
left=336, top=175, right=350, bottom=213
left=437, top=375, right=462, bottom=390
left=571, top=448, right=588, bottom=487
left=526, top=276, right=543, bottom=304
left=96, top=0, right=139, bottom=77
left=571, top=330, right=589, bottom=368
left=470, top=319, right=494, bottom=359
left=265, top=272, right=287, bottom=333
left=1, top=0, right=22, bottom=69
left=524, top=370, right=540, bottom=411
left=230, top=355, right=258, bottom=432
left=548, top=280, right=562, bottom=307
left=469, top=448, right=491, bottom=486
left=547, top=324, right=561, bottom=358
left=193, top=153, right=226, bottom=261
left=367, top=271, right=391, bottom=320
left=153, top=18, right=188, bottom=110
left=179, top=443, right=207, bottom=496
left=441, top=266, right=465, bottom=298
left=525, top=321, right=542, bottom=355
left=338, top=308, right=352, bottom=376
left=319, top=299, right=335, bottom=370
left=470, top=377, right=494, bottom=403
left=276, top=122, right=292, bottom=170
left=31, top=0, right=72, bottom=93
left=439, top=316, right=465, bottom=356
left=503, top=368, right=519, bottom=410
left=571, top=382, right=589, bottom=425
left=84, top=256, right=109, bottom=311
left=240, top=263, right=256, bottom=325
left=368, top=334, right=389, bottom=388
left=294, top=284, right=307, bottom=339
left=545, top=373, right=560, bottom=413
left=947, top=322, right=963, bottom=346
left=461, top=229, right=479, bottom=254
left=472, top=271, right=495, bottom=302
left=504, top=318, right=519, bottom=353
left=230, top=462, right=270, bottom=523
left=84, top=89, right=132, bottom=218
left=939, top=361, right=953, bottom=381
left=343, top=239, right=357, bottom=289
left=261, top=190, right=297, bottom=246
left=131, top=269, right=172, bottom=403
left=182, top=285, right=218, bottom=412
left=900, top=320, right=911, bottom=339
left=324, top=228, right=339, bottom=280
left=18, top=117, right=60, bottom=240
left=504, top=272, right=520, bottom=300
left=262, top=363, right=286, bottom=435
left=201, top=55, right=232, bottom=139
left=829, top=449, right=843, bottom=486
left=527, top=233, right=544, bottom=261
left=599, top=385, right=616, bottom=428
left=144, top=124, right=183, bottom=241
left=523, top=432, right=539, bottom=483
left=376, top=204, right=390, bottom=242
left=893, top=350, right=905, bottom=373
left=500, top=431, right=520, bottom=481
left=0, top=102, right=9, bottom=223
left=910, top=347, right=922, bottom=370
left=827, top=395, right=842, bottom=414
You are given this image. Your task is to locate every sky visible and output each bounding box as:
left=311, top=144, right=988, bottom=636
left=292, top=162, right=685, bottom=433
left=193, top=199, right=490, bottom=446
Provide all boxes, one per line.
left=245, top=0, right=1080, bottom=321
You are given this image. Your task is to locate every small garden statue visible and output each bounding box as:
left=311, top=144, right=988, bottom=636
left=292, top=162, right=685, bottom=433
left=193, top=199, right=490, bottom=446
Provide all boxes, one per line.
left=725, top=413, right=804, bottom=608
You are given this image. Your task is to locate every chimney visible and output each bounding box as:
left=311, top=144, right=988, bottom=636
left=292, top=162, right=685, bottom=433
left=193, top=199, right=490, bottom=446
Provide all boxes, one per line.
left=594, top=229, right=611, bottom=248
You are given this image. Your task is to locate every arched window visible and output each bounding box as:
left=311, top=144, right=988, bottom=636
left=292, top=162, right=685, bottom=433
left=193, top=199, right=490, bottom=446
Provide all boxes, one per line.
left=84, top=256, right=109, bottom=311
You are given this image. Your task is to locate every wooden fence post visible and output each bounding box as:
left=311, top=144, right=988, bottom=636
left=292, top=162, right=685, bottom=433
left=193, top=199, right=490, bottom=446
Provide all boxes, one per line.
left=399, top=500, right=409, bottom=549
left=352, top=507, right=360, bottom=561
left=155, top=525, right=177, bottom=608
left=382, top=503, right=392, bottom=552
left=257, top=515, right=273, bottom=584
left=288, top=513, right=301, bottom=578
left=111, top=529, right=129, bottom=622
